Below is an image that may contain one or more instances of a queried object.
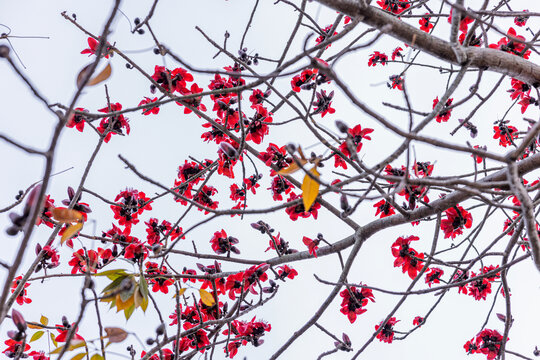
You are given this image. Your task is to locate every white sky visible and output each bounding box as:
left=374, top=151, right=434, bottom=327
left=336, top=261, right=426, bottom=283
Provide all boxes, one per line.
left=1, top=1, right=539, bottom=359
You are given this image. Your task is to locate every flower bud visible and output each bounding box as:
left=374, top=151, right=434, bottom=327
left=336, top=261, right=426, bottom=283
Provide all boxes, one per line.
left=12, top=309, right=26, bottom=332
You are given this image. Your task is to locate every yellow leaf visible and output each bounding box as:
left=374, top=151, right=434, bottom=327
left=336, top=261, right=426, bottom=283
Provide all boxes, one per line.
left=70, top=353, right=87, bottom=360
left=301, top=167, right=320, bottom=211
left=61, top=222, right=83, bottom=244
left=30, top=331, right=44, bottom=342
left=40, top=315, right=49, bottom=326
left=77, top=63, right=112, bottom=89
left=104, top=327, right=128, bottom=343
left=50, top=333, right=58, bottom=347
left=199, top=288, right=215, bottom=307
left=91, top=354, right=104, bottom=360
left=51, top=207, right=83, bottom=223
left=277, top=159, right=307, bottom=175
left=50, top=340, right=85, bottom=354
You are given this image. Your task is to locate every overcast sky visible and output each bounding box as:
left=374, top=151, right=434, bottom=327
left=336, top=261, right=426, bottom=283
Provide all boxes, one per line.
left=1, top=1, right=539, bottom=359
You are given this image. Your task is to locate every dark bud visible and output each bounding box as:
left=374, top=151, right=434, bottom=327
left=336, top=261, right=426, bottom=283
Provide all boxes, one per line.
left=62, top=316, right=70, bottom=328
left=155, top=324, right=165, bottom=336
left=335, top=120, right=349, bottom=133
left=134, top=18, right=141, bottom=25
left=222, top=302, right=228, bottom=314
left=219, top=142, right=238, bottom=159
left=534, top=346, right=540, bottom=356
left=35, top=264, right=42, bottom=273
left=7, top=330, right=23, bottom=342
left=286, top=143, right=296, bottom=153
left=72, top=13, right=77, bottom=20
left=239, top=304, right=250, bottom=311
left=496, top=313, right=506, bottom=322
left=35, top=243, right=42, bottom=255
left=11, top=309, right=26, bottom=332
left=125, top=63, right=133, bottom=69
left=146, top=338, right=154, bottom=345
left=224, top=31, right=230, bottom=38
left=342, top=333, right=351, bottom=346
left=137, top=29, right=145, bottom=35
left=15, top=190, right=24, bottom=201
left=153, top=48, right=160, bottom=55
left=150, top=84, right=156, bottom=94
left=264, top=89, right=272, bottom=98
left=0, top=45, right=10, bottom=58
left=340, top=194, right=350, bottom=212
left=196, top=263, right=206, bottom=272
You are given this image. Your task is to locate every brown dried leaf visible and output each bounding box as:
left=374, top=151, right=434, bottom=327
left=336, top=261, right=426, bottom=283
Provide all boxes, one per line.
left=51, top=208, right=83, bottom=223
left=104, top=327, right=128, bottom=343
left=76, top=63, right=112, bottom=89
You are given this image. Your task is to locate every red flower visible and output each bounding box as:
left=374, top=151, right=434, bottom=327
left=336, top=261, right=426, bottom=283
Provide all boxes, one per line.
left=28, top=351, right=49, bottom=360
left=315, top=25, right=338, bottom=48
left=375, top=317, right=399, bottom=343
left=368, top=51, right=388, bottom=66
left=243, top=174, right=262, bottom=194
left=493, top=121, right=518, bottom=147
left=391, top=235, right=425, bottom=279
left=472, top=145, right=486, bottom=164
left=464, top=328, right=506, bottom=360
left=459, top=32, right=483, bottom=47
left=285, top=193, right=321, bottom=221
left=225, top=272, right=245, bottom=300
left=3, top=339, right=31, bottom=356
left=111, top=188, right=152, bottom=228
left=226, top=341, right=242, bottom=358
left=433, top=97, right=453, bottom=122
left=508, top=78, right=531, bottom=100
left=268, top=175, right=293, bottom=201
left=80, top=37, right=112, bottom=58
left=425, top=267, right=444, bottom=287
left=391, top=47, right=403, bottom=61
left=151, top=65, right=194, bottom=93
left=291, top=69, right=316, bottom=92
left=145, top=262, right=175, bottom=294
left=180, top=83, right=207, bottom=115
left=518, top=94, right=537, bottom=113
left=138, top=97, right=160, bottom=115
left=193, top=185, right=219, bottom=214
left=35, top=195, right=55, bottom=228
left=413, top=316, right=424, bottom=326
left=97, top=102, right=130, bottom=143
left=373, top=199, right=395, bottom=218
left=11, top=276, right=31, bottom=305
left=55, top=323, right=84, bottom=342
left=388, top=75, right=404, bottom=90
left=514, top=10, right=529, bottom=27
left=249, top=89, right=270, bottom=106
left=312, top=90, right=335, bottom=117
left=489, top=27, right=530, bottom=59
left=440, top=205, right=473, bottom=239
left=447, top=9, right=474, bottom=32
left=259, top=143, right=291, bottom=174
left=124, top=241, right=148, bottom=263
left=377, top=0, right=410, bottom=14
left=68, top=249, right=99, bottom=274
left=419, top=14, right=433, bottom=32
left=210, top=229, right=240, bottom=254
left=302, top=236, right=320, bottom=257
left=277, top=265, right=298, bottom=280
left=66, top=107, right=88, bottom=132
left=245, top=105, right=272, bottom=144
left=339, top=286, right=375, bottom=323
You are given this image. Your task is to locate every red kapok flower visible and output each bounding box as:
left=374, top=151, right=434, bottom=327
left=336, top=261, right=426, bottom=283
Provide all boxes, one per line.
left=375, top=317, right=399, bottom=343
left=391, top=235, right=424, bottom=279
left=339, top=286, right=375, bottom=323
left=433, top=97, right=453, bottom=123
left=66, top=107, right=88, bottom=132
left=440, top=205, right=473, bottom=239
left=368, top=51, right=388, bottom=66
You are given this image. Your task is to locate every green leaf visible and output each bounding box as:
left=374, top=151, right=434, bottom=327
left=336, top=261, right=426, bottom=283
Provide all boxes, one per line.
left=95, top=269, right=128, bottom=281
left=139, top=273, right=149, bottom=300
left=101, top=275, right=127, bottom=294
left=30, top=331, right=44, bottom=342
left=124, top=304, right=135, bottom=320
